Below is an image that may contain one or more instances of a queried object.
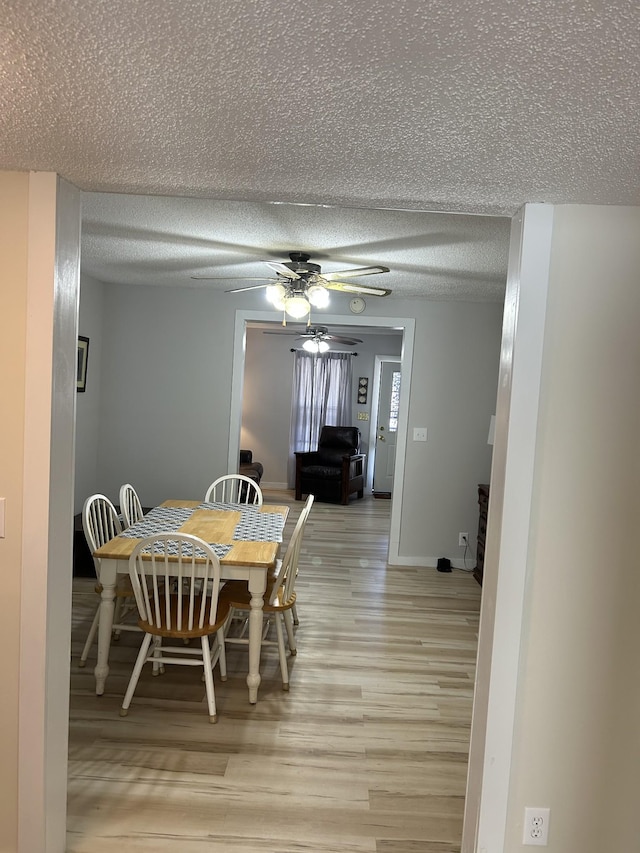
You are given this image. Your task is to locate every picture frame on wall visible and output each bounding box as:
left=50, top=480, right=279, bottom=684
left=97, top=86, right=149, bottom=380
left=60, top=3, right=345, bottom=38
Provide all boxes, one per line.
left=358, top=376, right=368, bottom=404
left=77, top=336, right=89, bottom=392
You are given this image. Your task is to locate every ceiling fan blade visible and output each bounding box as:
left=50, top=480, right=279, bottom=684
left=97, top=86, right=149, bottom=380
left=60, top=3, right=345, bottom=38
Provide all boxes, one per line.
left=324, top=280, right=392, bottom=297
left=224, top=283, right=272, bottom=293
left=191, top=275, right=273, bottom=281
left=262, top=329, right=303, bottom=336
left=264, top=262, right=300, bottom=279
left=322, top=265, right=390, bottom=280
left=325, top=334, right=363, bottom=345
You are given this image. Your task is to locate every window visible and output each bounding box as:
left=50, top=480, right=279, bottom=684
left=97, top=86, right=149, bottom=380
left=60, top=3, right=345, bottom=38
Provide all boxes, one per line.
left=288, top=351, right=353, bottom=487
left=388, top=370, right=401, bottom=431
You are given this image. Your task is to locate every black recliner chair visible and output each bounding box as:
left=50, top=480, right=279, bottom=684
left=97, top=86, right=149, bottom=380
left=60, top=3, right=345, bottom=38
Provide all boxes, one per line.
left=294, top=426, right=365, bottom=505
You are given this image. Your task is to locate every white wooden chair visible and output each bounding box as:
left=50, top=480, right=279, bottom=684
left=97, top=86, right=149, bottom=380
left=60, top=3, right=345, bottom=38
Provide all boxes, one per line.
left=221, top=495, right=314, bottom=690
left=119, top=482, right=144, bottom=529
left=79, top=494, right=139, bottom=667
left=204, top=474, right=263, bottom=506
left=120, top=533, right=230, bottom=723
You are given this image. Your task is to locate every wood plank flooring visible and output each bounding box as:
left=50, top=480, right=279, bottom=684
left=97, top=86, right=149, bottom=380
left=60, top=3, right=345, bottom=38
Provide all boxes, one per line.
left=67, top=492, right=481, bottom=852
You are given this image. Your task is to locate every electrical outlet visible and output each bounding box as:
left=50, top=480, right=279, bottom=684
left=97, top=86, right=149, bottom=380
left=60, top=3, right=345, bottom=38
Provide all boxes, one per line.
left=458, top=532, right=468, bottom=547
left=523, top=807, right=550, bottom=845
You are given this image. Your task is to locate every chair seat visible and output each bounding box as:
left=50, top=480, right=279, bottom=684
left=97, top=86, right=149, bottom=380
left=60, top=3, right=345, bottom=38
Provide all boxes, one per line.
left=220, top=579, right=296, bottom=612
left=139, top=595, right=230, bottom=638
left=299, top=464, right=342, bottom=479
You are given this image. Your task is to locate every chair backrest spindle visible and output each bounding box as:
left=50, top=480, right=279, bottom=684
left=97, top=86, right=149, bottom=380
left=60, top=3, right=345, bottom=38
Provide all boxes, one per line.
left=83, top=494, right=123, bottom=580
left=129, top=533, right=224, bottom=635
left=269, top=494, right=314, bottom=606
left=204, top=474, right=263, bottom=506
left=119, top=483, right=144, bottom=529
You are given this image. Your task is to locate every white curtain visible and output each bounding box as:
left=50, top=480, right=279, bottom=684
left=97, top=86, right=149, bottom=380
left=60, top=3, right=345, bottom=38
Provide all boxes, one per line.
left=288, top=351, right=353, bottom=487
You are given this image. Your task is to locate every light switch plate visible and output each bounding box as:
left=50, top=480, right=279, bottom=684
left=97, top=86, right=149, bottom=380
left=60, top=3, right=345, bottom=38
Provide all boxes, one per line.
left=0, top=497, right=5, bottom=538
left=413, top=427, right=427, bottom=442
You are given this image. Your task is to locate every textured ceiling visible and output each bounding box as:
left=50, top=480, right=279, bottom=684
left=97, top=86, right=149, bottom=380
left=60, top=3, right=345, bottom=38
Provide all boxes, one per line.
left=81, top=193, right=511, bottom=300
left=2, top=0, right=638, bottom=300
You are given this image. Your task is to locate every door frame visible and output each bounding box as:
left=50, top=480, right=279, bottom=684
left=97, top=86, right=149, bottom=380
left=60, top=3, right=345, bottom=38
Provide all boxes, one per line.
left=228, top=310, right=414, bottom=565
left=366, top=354, right=401, bottom=493
left=29, top=191, right=550, bottom=853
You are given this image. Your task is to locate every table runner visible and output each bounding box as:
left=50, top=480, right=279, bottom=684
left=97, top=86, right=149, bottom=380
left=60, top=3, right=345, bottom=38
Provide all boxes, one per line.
left=139, top=539, right=232, bottom=559
left=120, top=506, right=194, bottom=538
left=119, top=503, right=285, bottom=553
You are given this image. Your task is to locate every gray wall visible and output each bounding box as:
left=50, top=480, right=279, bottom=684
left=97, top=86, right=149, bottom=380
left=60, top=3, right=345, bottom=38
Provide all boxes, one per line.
left=389, top=296, right=501, bottom=562
left=240, top=328, right=295, bottom=488
left=75, top=279, right=502, bottom=564
left=74, top=273, right=104, bottom=513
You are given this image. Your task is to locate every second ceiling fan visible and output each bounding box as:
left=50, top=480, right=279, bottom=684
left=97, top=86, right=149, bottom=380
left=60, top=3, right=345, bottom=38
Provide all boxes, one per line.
left=264, top=324, right=362, bottom=352
left=193, top=251, right=391, bottom=321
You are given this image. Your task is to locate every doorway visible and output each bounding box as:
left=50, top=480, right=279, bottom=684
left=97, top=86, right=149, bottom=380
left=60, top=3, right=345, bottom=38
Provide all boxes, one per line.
left=368, top=355, right=401, bottom=497
left=228, top=310, right=415, bottom=565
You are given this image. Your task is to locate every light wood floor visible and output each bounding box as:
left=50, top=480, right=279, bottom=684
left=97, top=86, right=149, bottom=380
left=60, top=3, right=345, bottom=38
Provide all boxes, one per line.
left=67, top=492, right=481, bottom=852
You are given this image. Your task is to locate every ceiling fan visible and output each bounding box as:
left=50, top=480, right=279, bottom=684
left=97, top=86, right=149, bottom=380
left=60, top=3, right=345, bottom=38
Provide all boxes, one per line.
left=192, top=251, right=391, bottom=321
left=263, top=324, right=362, bottom=353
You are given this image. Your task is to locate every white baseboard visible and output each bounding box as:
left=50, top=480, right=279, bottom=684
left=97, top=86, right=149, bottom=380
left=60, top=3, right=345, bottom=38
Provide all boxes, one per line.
left=255, top=496, right=477, bottom=576
left=387, top=554, right=477, bottom=572
left=260, top=481, right=290, bottom=491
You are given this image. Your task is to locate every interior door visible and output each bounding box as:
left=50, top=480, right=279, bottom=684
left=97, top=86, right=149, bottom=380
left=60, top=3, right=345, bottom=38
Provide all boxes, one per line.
left=373, top=360, right=401, bottom=495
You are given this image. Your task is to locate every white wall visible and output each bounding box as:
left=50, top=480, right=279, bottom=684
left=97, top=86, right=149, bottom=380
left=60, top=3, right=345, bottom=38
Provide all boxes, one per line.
left=501, top=205, right=640, bottom=851
left=74, top=273, right=104, bottom=512
left=466, top=204, right=556, bottom=852
left=470, top=205, right=640, bottom=853
left=82, top=281, right=502, bottom=564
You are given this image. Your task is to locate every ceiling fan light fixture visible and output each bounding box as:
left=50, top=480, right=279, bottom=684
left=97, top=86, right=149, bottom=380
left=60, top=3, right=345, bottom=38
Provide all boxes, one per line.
left=266, top=282, right=286, bottom=309
left=284, top=294, right=311, bottom=319
left=307, top=283, right=330, bottom=308
left=303, top=338, right=330, bottom=353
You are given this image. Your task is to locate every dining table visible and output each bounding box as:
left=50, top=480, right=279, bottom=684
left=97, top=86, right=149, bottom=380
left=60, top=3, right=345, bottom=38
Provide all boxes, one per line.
left=92, top=498, right=289, bottom=703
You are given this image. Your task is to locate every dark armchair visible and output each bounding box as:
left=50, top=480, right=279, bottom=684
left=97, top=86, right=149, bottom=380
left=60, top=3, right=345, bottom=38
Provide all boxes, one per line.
left=295, top=426, right=366, bottom=505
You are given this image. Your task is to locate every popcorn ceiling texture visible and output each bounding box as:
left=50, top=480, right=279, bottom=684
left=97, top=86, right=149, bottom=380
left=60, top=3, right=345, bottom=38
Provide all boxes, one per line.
left=2, top=0, right=638, bottom=214
left=79, top=192, right=512, bottom=300
left=1, top=0, right=638, bottom=299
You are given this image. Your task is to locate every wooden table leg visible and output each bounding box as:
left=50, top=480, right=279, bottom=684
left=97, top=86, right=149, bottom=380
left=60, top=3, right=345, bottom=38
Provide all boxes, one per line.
left=94, top=558, right=116, bottom=695
left=246, top=568, right=267, bottom=704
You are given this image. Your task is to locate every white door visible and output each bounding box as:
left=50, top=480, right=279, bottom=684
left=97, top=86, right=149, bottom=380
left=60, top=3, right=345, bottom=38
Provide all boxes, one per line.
left=373, top=360, right=401, bottom=495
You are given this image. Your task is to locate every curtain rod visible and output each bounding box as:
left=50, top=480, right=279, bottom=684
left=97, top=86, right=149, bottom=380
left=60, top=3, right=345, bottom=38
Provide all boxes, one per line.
left=290, top=348, right=358, bottom=356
